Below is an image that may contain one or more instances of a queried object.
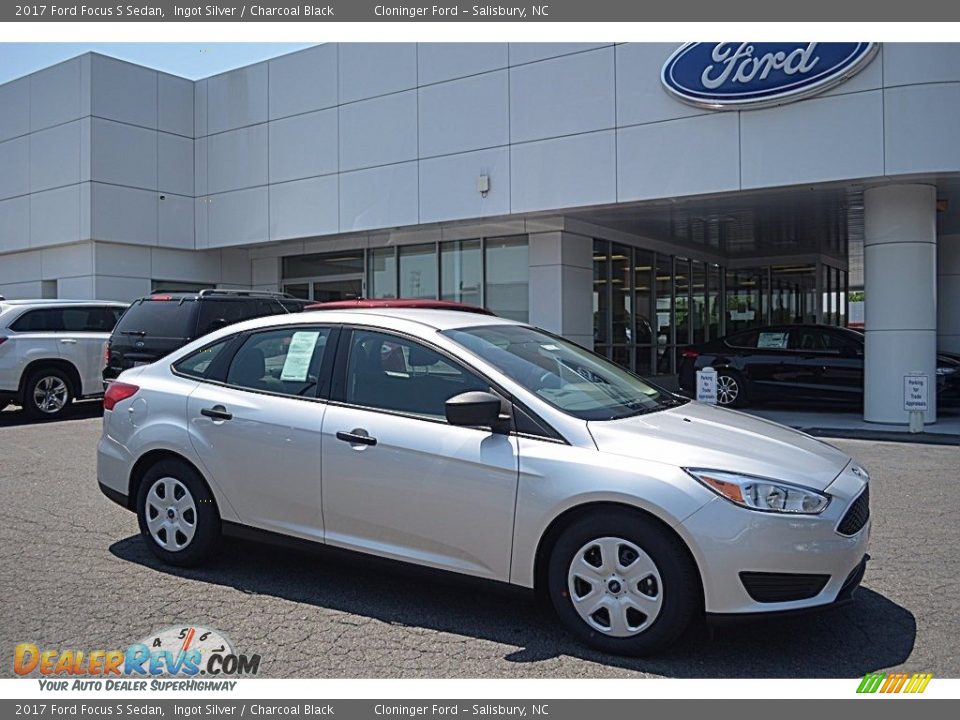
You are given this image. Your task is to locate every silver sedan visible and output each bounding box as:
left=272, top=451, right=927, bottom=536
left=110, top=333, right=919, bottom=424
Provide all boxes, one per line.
left=97, top=309, right=870, bottom=655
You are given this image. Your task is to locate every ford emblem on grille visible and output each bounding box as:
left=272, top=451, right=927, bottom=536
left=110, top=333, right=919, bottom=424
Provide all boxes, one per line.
left=661, top=42, right=879, bottom=110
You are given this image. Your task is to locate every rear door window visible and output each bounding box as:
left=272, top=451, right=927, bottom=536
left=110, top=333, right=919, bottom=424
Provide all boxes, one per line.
left=225, top=326, right=334, bottom=398
left=10, top=309, right=64, bottom=332
left=114, top=299, right=198, bottom=339
left=756, top=330, right=790, bottom=349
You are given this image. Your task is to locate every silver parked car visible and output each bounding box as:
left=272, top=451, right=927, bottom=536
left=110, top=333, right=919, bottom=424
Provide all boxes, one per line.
left=0, top=299, right=128, bottom=418
left=97, top=309, right=871, bottom=655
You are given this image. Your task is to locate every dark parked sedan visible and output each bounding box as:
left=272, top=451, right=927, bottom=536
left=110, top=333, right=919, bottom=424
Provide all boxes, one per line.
left=678, top=324, right=960, bottom=408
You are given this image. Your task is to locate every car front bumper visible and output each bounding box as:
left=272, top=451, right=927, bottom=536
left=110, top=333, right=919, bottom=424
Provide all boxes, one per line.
left=679, top=464, right=870, bottom=615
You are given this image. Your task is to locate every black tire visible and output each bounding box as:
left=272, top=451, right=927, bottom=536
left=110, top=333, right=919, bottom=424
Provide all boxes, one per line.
left=23, top=367, right=74, bottom=419
left=715, top=369, right=747, bottom=408
left=136, top=458, right=220, bottom=567
left=547, top=508, right=700, bottom=656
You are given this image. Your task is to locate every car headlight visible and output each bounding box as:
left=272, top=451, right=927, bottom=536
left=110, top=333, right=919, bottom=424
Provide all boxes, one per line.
left=684, top=468, right=830, bottom=514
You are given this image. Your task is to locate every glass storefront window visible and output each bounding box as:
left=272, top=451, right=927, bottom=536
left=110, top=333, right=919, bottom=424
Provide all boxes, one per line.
left=674, top=257, right=691, bottom=347
left=655, top=254, right=674, bottom=374
left=725, top=268, right=763, bottom=334
left=485, top=236, right=529, bottom=322
left=593, top=241, right=609, bottom=351
left=691, top=261, right=707, bottom=345
left=399, top=243, right=438, bottom=299
left=369, top=248, right=397, bottom=299
left=707, top=263, right=722, bottom=340
left=634, top=249, right=654, bottom=376
left=440, top=240, right=481, bottom=306
left=611, top=243, right=632, bottom=355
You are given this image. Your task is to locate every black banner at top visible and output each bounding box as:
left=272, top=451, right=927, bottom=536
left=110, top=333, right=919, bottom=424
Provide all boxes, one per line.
left=1, top=0, right=958, bottom=22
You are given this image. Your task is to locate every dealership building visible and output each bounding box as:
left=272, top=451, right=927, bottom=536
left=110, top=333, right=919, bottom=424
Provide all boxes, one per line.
left=1, top=42, right=958, bottom=423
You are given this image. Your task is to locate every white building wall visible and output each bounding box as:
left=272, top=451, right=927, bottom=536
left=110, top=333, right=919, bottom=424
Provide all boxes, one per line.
left=2, top=42, right=960, bottom=305
left=939, top=233, right=960, bottom=353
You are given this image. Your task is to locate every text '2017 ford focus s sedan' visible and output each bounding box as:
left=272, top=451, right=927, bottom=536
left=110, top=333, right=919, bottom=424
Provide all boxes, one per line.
left=97, top=309, right=870, bottom=655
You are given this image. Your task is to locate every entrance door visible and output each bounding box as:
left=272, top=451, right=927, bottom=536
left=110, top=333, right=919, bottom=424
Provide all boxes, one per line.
left=282, top=276, right=364, bottom=302
left=312, top=277, right=363, bottom=302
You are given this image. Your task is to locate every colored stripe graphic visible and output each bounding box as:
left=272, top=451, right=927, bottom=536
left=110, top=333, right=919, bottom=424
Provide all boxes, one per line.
left=857, top=672, right=932, bottom=693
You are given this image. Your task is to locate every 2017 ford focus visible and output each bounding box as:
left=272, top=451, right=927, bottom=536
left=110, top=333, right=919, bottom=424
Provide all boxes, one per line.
left=97, top=308, right=870, bottom=655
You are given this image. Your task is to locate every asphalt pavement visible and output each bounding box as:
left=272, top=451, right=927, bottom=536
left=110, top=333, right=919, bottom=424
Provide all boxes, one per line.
left=1, top=404, right=957, bottom=678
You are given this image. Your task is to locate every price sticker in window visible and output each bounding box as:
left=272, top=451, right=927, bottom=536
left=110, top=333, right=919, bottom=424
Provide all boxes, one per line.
left=280, top=331, right=320, bottom=382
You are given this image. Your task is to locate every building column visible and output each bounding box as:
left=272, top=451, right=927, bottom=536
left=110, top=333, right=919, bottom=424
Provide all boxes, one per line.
left=863, top=184, right=938, bottom=424
left=527, top=231, right=594, bottom=349
left=938, top=233, right=960, bottom=354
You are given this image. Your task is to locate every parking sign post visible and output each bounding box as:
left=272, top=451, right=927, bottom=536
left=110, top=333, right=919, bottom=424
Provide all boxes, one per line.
left=903, top=372, right=928, bottom=433
left=696, top=367, right=718, bottom=405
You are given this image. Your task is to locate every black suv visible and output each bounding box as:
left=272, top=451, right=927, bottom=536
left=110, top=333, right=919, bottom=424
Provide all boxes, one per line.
left=103, top=290, right=311, bottom=383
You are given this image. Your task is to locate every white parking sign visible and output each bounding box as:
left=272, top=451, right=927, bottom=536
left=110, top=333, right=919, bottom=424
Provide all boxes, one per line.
left=696, top=367, right=718, bottom=405
left=903, top=374, right=929, bottom=412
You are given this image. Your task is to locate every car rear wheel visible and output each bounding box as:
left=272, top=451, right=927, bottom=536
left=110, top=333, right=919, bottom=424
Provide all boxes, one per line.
left=547, top=509, right=699, bottom=656
left=23, top=368, right=73, bottom=419
left=136, top=459, right=220, bottom=567
left=715, top=370, right=746, bottom=408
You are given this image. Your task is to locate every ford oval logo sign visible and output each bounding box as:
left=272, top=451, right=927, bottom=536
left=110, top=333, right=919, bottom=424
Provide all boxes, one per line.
left=661, top=42, right=879, bottom=110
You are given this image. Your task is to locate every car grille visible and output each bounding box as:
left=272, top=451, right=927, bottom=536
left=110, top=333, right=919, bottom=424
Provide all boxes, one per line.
left=837, top=487, right=870, bottom=536
left=739, top=571, right=830, bottom=603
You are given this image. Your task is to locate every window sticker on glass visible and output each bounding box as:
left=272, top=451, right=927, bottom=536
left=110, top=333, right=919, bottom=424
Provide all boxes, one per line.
left=757, top=332, right=789, bottom=349
left=280, top=331, right=320, bottom=382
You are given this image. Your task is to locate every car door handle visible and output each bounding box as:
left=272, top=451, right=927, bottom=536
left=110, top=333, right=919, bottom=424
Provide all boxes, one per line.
left=59, top=339, right=77, bottom=344
left=200, top=406, right=233, bottom=421
left=336, top=430, right=377, bottom=446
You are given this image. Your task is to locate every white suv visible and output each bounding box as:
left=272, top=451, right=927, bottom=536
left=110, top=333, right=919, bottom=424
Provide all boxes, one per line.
left=0, top=300, right=128, bottom=418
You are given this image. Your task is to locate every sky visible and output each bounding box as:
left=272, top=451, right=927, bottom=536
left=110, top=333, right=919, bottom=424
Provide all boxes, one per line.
left=0, top=43, right=317, bottom=84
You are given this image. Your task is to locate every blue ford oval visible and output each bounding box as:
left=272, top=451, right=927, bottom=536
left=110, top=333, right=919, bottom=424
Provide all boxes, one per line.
left=661, top=42, right=878, bottom=109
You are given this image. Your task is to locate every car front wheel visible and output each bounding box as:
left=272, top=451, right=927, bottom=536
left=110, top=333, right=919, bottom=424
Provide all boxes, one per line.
left=548, top=509, right=700, bottom=656
left=23, top=367, right=73, bottom=419
left=136, top=459, right=220, bottom=567
left=715, top=369, right=747, bottom=408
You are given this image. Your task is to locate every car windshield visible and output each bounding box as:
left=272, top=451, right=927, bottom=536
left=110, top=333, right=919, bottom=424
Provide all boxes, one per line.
left=444, top=324, right=686, bottom=421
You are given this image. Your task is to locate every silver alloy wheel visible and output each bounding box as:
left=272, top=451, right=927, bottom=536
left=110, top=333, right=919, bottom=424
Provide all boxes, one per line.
left=33, top=376, right=69, bottom=414
left=567, top=536, right=664, bottom=637
left=144, top=476, right=198, bottom=552
left=716, top=374, right=740, bottom=406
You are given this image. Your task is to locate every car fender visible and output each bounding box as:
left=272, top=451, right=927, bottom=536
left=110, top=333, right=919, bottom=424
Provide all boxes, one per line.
left=509, top=439, right=716, bottom=587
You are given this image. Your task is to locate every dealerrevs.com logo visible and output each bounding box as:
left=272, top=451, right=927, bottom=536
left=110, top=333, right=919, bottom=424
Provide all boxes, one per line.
left=14, top=626, right=260, bottom=691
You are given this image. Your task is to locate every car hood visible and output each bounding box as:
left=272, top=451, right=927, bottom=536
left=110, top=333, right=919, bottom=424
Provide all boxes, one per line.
left=587, top=402, right=850, bottom=491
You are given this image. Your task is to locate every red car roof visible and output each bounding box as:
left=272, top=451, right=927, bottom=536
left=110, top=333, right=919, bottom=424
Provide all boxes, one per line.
left=304, top=298, right=495, bottom=315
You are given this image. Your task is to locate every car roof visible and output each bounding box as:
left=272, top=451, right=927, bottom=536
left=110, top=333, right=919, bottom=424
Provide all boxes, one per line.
left=0, top=299, right=128, bottom=307
left=194, top=307, right=523, bottom=341
left=305, top=298, right=494, bottom=315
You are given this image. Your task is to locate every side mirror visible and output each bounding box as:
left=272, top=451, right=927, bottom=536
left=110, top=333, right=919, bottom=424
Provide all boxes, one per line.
left=445, top=391, right=507, bottom=429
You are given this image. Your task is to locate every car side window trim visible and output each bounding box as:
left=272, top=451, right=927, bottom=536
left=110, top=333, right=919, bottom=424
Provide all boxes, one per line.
left=329, top=325, right=567, bottom=444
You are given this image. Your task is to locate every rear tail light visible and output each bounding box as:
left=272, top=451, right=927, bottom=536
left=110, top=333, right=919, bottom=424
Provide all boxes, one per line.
left=681, top=349, right=700, bottom=359
left=103, top=382, right=139, bottom=410
left=150, top=295, right=173, bottom=301
left=103, top=340, right=111, bottom=368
